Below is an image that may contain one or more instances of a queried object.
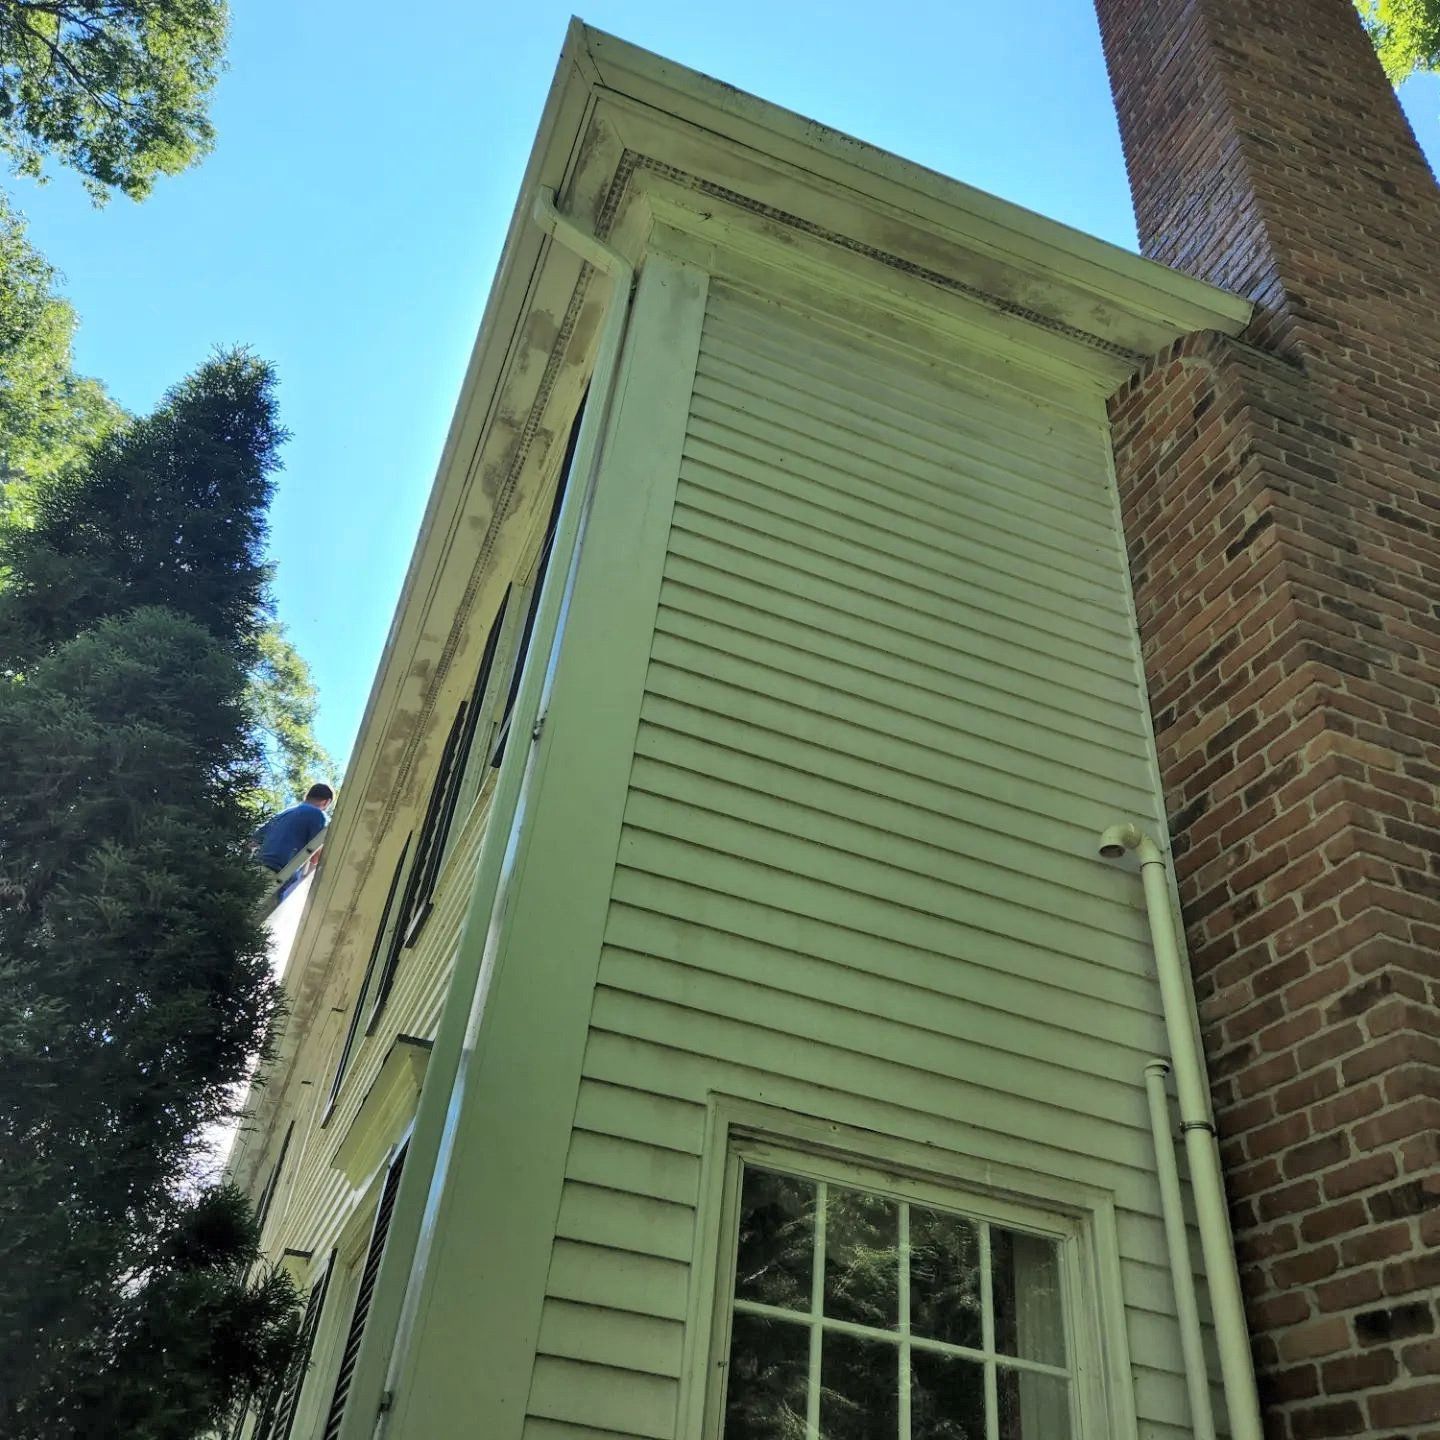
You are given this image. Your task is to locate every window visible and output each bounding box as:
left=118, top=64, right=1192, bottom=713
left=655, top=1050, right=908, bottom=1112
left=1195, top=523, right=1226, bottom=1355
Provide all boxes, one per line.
left=253, top=1122, right=294, bottom=1237
left=393, top=703, right=469, bottom=953
left=253, top=1251, right=336, bottom=1440
left=319, top=837, right=410, bottom=1118
left=320, top=1142, right=408, bottom=1440
left=719, top=1162, right=1076, bottom=1440
left=443, top=590, right=529, bottom=869
left=361, top=400, right=586, bottom=1030
left=488, top=414, right=576, bottom=772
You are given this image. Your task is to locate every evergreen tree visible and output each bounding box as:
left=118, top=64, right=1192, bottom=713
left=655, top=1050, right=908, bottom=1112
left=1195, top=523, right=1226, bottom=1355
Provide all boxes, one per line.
left=0, top=351, right=300, bottom=1436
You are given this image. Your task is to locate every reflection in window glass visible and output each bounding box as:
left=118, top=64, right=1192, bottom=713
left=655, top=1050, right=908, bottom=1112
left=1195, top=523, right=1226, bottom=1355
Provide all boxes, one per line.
left=825, top=1188, right=898, bottom=1329
left=726, top=1312, right=809, bottom=1440
left=820, top=1332, right=899, bottom=1440
left=721, top=1165, right=1077, bottom=1440
left=992, top=1227, right=1066, bottom=1366
left=735, top=1168, right=814, bottom=1313
left=999, top=1367, right=1073, bottom=1440
left=912, top=1349, right=987, bottom=1440
left=909, top=1204, right=983, bottom=1351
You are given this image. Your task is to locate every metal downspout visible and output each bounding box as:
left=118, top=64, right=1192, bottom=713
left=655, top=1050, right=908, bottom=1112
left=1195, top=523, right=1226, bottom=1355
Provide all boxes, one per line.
left=1145, top=1059, right=1218, bottom=1440
left=1099, top=822, right=1263, bottom=1440
left=347, top=192, right=636, bottom=1440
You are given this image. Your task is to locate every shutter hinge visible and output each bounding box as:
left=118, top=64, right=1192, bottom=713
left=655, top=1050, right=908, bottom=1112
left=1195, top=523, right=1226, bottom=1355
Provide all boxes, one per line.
left=531, top=711, right=546, bottom=742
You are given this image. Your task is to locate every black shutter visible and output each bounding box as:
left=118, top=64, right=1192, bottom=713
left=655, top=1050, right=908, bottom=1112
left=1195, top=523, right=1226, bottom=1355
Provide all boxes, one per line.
left=254, top=1122, right=295, bottom=1237
left=327, top=836, right=411, bottom=1111
left=365, top=701, right=465, bottom=1031
left=321, top=1144, right=408, bottom=1440
left=255, top=1250, right=335, bottom=1440
left=368, top=702, right=467, bottom=1005
left=492, top=400, right=585, bottom=770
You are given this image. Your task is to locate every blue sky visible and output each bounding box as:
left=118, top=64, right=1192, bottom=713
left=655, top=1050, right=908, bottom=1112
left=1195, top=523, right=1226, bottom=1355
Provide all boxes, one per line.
left=12, top=2, right=1440, bottom=769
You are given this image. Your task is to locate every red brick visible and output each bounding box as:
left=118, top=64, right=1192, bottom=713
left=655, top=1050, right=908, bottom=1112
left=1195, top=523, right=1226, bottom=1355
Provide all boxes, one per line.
left=1279, top=1315, right=1353, bottom=1362
left=1289, top=1399, right=1367, bottom=1439
left=1093, top=3, right=1440, bottom=1434
left=1320, top=1349, right=1397, bottom=1394
left=1283, top=1132, right=1351, bottom=1180
left=1403, top=1339, right=1440, bottom=1377
left=1314, top=1269, right=1383, bottom=1314
left=1322, top=1152, right=1398, bottom=1201
left=1300, top=1198, right=1368, bottom=1244
left=1341, top=1223, right=1414, bottom=1267
left=1368, top=1381, right=1440, bottom=1429
left=1382, top=1253, right=1440, bottom=1297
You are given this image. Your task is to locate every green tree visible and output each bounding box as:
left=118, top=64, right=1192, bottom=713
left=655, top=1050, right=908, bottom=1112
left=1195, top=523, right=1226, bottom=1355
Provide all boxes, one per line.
left=0, top=352, right=300, bottom=1436
left=250, top=619, right=340, bottom=813
left=0, top=0, right=227, bottom=201
left=0, top=195, right=121, bottom=510
left=0, top=347, right=279, bottom=666
left=23, top=1187, right=302, bottom=1440
left=1356, top=0, right=1440, bottom=82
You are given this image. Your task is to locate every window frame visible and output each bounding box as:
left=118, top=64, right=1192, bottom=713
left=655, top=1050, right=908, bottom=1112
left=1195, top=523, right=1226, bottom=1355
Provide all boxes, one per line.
left=717, top=1147, right=1080, bottom=1440
left=319, top=1139, right=409, bottom=1440
left=690, top=1110, right=1132, bottom=1440
left=488, top=406, right=578, bottom=773
left=392, top=702, right=469, bottom=958
left=360, top=396, right=588, bottom=1030
left=251, top=1248, right=336, bottom=1440
left=320, top=835, right=411, bottom=1123
left=446, top=581, right=532, bottom=852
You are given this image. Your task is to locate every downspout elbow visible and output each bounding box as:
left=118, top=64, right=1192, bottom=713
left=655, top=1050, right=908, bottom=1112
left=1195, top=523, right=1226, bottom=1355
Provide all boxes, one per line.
left=1097, top=821, right=1164, bottom=866
left=532, top=187, right=632, bottom=283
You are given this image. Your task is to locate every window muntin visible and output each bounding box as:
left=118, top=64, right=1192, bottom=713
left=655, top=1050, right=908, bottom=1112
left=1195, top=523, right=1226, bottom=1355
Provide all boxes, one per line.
left=722, top=1163, right=1075, bottom=1440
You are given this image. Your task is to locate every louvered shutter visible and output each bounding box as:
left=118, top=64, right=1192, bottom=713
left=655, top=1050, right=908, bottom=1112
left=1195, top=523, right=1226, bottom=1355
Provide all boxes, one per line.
left=255, top=1249, right=335, bottom=1440
left=320, top=1144, right=408, bottom=1440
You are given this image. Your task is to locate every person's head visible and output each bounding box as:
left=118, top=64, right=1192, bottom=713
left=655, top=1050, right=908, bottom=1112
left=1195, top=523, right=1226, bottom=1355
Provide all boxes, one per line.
left=305, top=783, right=335, bottom=812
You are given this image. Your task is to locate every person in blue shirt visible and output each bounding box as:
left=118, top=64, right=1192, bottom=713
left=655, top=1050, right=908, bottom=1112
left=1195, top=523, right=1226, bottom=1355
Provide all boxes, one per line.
left=255, top=783, right=334, bottom=872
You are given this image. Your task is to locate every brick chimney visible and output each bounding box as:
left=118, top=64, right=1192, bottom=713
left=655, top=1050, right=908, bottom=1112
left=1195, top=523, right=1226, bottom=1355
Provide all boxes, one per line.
left=1092, top=2, right=1440, bottom=1437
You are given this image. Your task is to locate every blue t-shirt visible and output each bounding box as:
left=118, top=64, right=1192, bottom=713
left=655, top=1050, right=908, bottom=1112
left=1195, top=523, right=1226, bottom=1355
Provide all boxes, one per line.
left=257, top=802, right=328, bottom=871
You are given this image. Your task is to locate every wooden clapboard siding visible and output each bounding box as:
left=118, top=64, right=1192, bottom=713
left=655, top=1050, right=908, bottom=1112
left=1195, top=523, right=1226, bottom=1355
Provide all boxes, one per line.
left=524, top=284, right=1197, bottom=1440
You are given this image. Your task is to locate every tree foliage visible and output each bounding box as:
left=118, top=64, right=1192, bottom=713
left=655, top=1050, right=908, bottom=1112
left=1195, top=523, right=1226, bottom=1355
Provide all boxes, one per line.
left=0, top=0, right=227, bottom=200
left=20, top=1187, right=301, bottom=1440
left=250, top=619, right=339, bottom=813
left=1356, top=0, right=1440, bottom=82
left=0, top=351, right=300, bottom=1436
left=0, top=194, right=120, bottom=509
left=0, top=347, right=281, bottom=666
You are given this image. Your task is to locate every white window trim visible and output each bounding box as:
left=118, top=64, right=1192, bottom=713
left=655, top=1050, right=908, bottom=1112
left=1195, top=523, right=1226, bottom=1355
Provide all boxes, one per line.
left=681, top=1098, right=1140, bottom=1440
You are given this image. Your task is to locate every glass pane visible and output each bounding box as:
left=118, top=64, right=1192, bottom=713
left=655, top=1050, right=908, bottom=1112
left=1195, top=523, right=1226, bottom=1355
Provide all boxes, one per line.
left=819, top=1331, right=898, bottom=1440
left=724, top=1312, right=810, bottom=1440
left=909, top=1204, right=983, bottom=1350
left=911, top=1347, right=987, bottom=1440
left=825, top=1186, right=898, bottom=1329
left=998, top=1367, right=1072, bottom=1440
left=992, top=1228, right=1066, bottom=1365
left=735, top=1168, right=816, bottom=1312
